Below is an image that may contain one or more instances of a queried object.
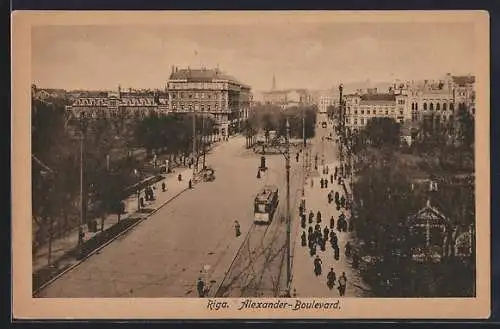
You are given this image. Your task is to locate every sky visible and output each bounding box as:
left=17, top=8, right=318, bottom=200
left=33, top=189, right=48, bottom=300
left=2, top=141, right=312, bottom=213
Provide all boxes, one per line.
left=32, top=21, right=476, bottom=92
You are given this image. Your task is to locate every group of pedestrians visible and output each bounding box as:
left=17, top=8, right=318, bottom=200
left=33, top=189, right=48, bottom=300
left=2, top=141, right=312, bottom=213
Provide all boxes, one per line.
left=298, top=164, right=355, bottom=296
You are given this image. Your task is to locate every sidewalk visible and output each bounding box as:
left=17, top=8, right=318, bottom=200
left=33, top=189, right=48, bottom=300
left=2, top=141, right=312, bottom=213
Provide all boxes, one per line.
left=33, top=166, right=194, bottom=273
left=290, top=159, right=370, bottom=297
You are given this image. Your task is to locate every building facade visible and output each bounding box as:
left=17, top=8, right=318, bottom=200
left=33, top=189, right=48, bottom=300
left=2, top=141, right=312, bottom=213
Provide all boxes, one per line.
left=343, top=74, right=476, bottom=144
left=65, top=86, right=168, bottom=120
left=166, top=66, right=252, bottom=138
left=318, top=90, right=338, bottom=114
left=344, top=88, right=409, bottom=132
left=262, top=88, right=313, bottom=109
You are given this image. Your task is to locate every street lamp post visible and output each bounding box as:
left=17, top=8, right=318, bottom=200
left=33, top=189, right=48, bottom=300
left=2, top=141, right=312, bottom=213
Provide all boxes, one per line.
left=192, top=111, right=197, bottom=179
left=285, top=118, right=292, bottom=293
left=77, top=112, right=88, bottom=258
left=202, top=113, right=207, bottom=169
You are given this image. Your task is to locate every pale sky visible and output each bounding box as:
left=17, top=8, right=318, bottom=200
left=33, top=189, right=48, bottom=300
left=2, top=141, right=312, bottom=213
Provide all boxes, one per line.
left=32, top=22, right=475, bottom=91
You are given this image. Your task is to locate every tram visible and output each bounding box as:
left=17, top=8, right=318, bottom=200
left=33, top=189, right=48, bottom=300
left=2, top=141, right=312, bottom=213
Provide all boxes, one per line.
left=254, top=185, right=279, bottom=224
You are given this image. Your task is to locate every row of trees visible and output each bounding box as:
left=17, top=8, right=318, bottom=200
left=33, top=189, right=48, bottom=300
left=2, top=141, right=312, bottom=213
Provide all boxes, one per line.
left=31, top=97, right=216, bottom=264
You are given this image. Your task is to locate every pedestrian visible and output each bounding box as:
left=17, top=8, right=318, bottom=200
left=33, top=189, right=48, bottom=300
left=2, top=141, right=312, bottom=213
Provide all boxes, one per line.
left=310, top=178, right=314, bottom=188
left=162, top=181, right=166, bottom=192
left=320, top=238, right=326, bottom=252
left=327, top=268, right=336, bottom=290
left=308, top=226, right=313, bottom=235
left=189, top=179, right=193, bottom=189
left=139, top=196, right=145, bottom=209
left=301, top=214, right=306, bottom=229
left=323, top=226, right=330, bottom=241
left=308, top=211, right=314, bottom=224
left=320, top=179, right=324, bottom=189
left=338, top=272, right=347, bottom=296
left=340, top=195, right=346, bottom=208
left=330, top=174, right=334, bottom=184
left=325, top=179, right=328, bottom=188
left=197, top=278, right=205, bottom=297
left=301, top=231, right=307, bottom=247
left=330, top=230, right=337, bottom=246
left=334, top=245, right=340, bottom=261
left=345, top=241, right=352, bottom=258
left=257, top=169, right=261, bottom=179
left=313, top=255, right=323, bottom=276
left=330, top=216, right=335, bottom=229
left=316, top=210, right=322, bottom=223
left=178, top=173, right=182, bottom=181
left=234, top=220, right=241, bottom=237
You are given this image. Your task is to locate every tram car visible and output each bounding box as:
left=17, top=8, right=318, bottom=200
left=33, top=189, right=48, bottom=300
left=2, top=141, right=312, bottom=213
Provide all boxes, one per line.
left=254, top=185, right=279, bottom=224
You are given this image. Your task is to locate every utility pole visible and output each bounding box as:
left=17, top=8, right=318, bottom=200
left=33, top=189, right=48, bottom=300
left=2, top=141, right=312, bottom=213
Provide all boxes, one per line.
left=192, top=111, right=197, bottom=179
left=202, top=113, right=206, bottom=169
left=78, top=113, right=87, bottom=259
left=285, top=118, right=291, bottom=293
left=338, top=84, right=344, bottom=163
left=302, top=107, right=306, bottom=197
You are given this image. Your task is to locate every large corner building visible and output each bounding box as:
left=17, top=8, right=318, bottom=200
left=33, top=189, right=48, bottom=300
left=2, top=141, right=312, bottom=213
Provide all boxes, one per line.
left=166, top=66, right=252, bottom=139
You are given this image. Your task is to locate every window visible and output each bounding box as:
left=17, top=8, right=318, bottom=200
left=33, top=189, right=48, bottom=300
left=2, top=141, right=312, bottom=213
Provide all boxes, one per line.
left=367, top=110, right=371, bottom=115
left=443, top=103, right=447, bottom=111
left=400, top=110, right=404, bottom=115
left=361, top=110, right=364, bottom=115
left=354, top=110, right=358, bottom=115
left=385, top=110, right=389, bottom=115
left=360, top=118, right=364, bottom=125
left=430, top=103, right=434, bottom=111
left=415, top=103, right=418, bottom=110
left=423, top=103, right=427, bottom=110
left=450, top=103, right=454, bottom=110
left=436, top=103, right=440, bottom=111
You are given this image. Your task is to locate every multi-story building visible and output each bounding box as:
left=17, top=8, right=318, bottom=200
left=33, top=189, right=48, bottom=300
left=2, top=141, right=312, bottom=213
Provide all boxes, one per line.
left=262, top=89, right=313, bottom=109
left=318, top=90, right=338, bottom=114
left=342, top=73, right=475, bottom=145
left=65, top=86, right=168, bottom=120
left=166, top=66, right=252, bottom=139
left=344, top=87, right=409, bottom=133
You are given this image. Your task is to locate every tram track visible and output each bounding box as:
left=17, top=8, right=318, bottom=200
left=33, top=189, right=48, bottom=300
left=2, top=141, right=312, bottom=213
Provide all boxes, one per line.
left=215, top=164, right=303, bottom=297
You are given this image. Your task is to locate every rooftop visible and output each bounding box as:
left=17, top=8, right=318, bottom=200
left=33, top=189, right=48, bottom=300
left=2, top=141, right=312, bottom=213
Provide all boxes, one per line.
left=169, top=67, right=250, bottom=88
left=452, top=75, right=476, bottom=87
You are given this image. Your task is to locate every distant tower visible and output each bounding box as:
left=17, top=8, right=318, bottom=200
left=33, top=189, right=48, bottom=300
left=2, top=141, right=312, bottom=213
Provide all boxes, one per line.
left=272, top=74, right=276, bottom=90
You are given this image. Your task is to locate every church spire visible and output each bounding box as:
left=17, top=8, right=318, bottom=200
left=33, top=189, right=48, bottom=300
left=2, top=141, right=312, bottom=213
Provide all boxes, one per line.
left=272, top=73, right=276, bottom=90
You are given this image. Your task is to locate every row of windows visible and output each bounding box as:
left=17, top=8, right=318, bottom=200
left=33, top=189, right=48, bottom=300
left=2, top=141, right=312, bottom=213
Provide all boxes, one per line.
left=171, top=92, right=227, bottom=100
left=347, top=117, right=405, bottom=125
left=411, top=102, right=455, bottom=111
left=351, top=109, right=404, bottom=116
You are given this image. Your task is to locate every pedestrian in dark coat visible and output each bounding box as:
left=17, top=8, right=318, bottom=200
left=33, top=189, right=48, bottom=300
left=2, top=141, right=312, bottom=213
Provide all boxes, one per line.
left=338, top=272, right=347, bottom=296
left=197, top=278, right=205, bottom=297
left=320, top=238, right=326, bottom=251
left=309, top=211, right=314, bottom=224
left=301, top=231, right=307, bottom=246
left=301, top=214, right=306, bottom=229
left=308, top=226, right=313, bottom=235
left=330, top=216, right=335, bottom=229
left=334, top=245, right=340, bottom=261
left=325, top=180, right=328, bottom=188
left=316, top=211, right=322, bottom=223
left=340, top=195, right=346, bottom=207
left=330, top=174, right=334, bottom=184
left=323, top=226, right=330, bottom=240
